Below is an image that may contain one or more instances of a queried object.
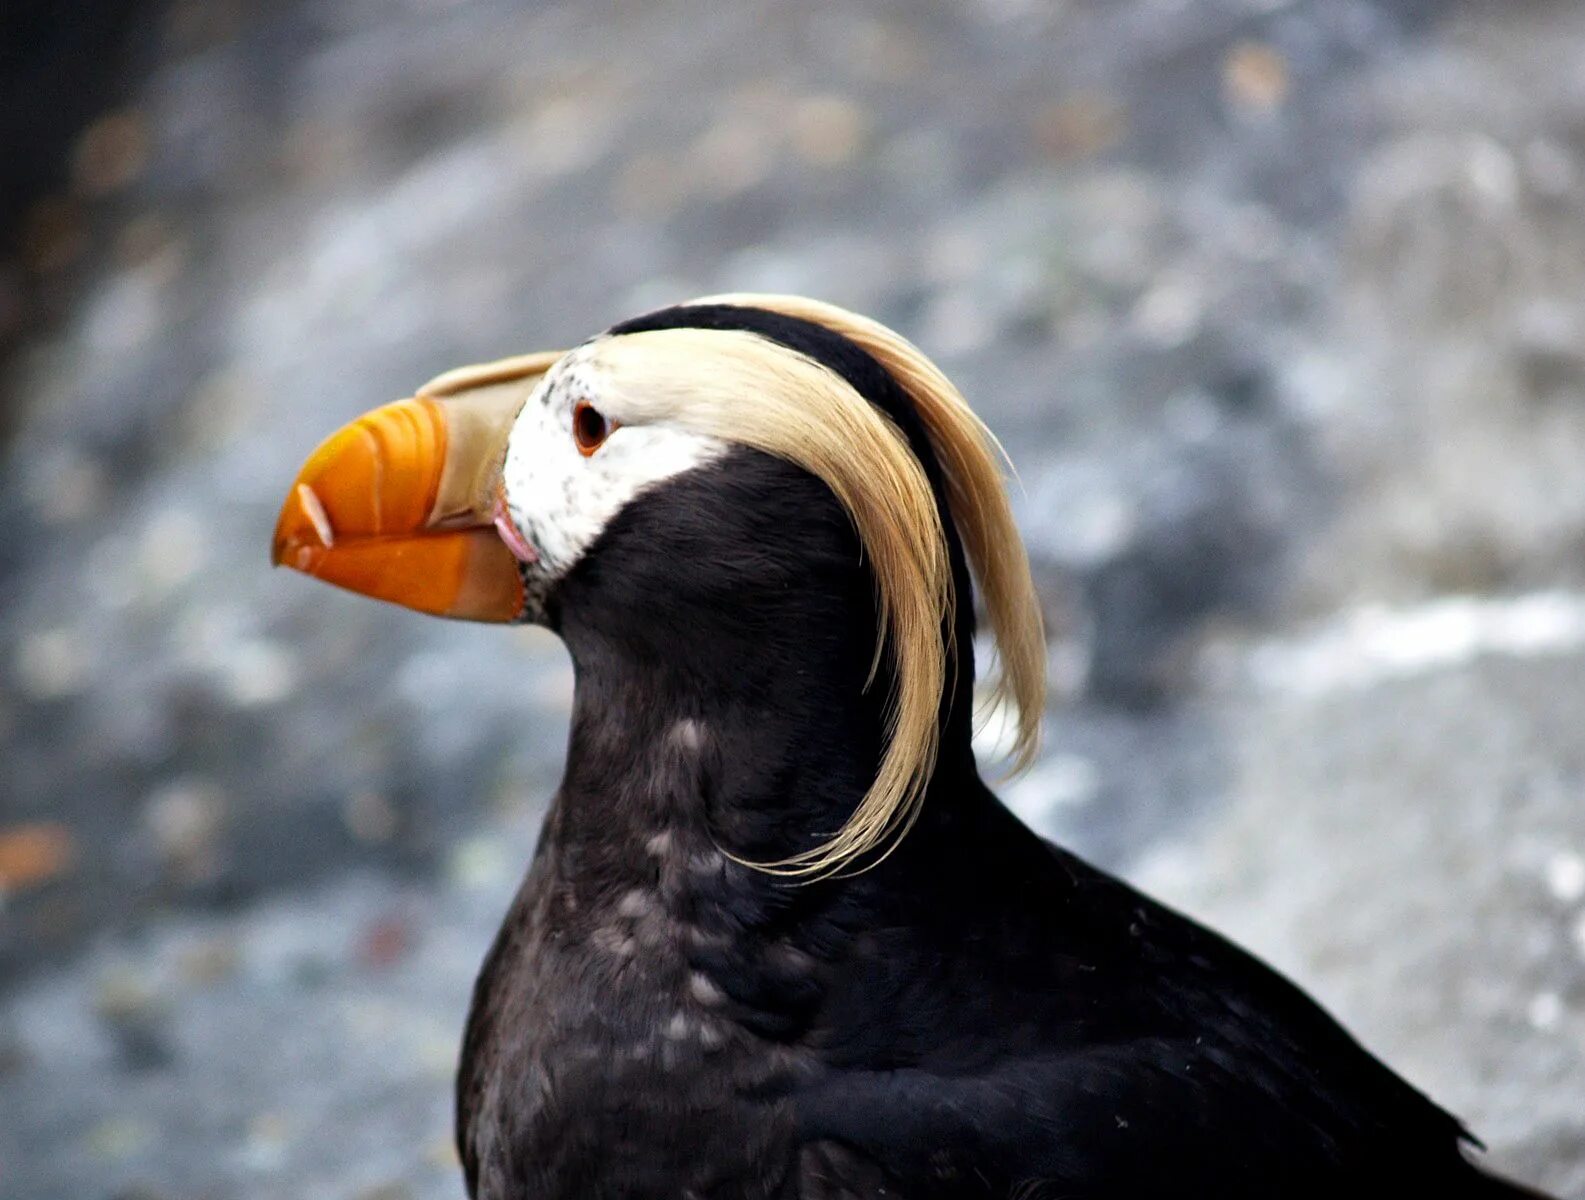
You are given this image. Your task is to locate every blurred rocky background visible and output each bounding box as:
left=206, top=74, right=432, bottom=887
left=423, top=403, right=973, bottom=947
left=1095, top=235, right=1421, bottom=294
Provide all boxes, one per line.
left=2, top=0, right=1584, bottom=1196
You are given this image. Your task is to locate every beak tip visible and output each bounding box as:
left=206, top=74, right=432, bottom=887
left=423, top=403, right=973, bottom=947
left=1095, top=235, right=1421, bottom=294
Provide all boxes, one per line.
left=271, top=480, right=336, bottom=572
left=271, top=536, right=323, bottom=575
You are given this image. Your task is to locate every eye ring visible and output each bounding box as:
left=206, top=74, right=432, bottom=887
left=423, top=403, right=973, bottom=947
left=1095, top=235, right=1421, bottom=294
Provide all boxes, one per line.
left=572, top=401, right=615, bottom=456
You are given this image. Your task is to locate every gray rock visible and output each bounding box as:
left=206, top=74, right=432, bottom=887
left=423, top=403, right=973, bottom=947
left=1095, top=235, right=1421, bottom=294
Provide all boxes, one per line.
left=2, top=0, right=1582, bottom=1195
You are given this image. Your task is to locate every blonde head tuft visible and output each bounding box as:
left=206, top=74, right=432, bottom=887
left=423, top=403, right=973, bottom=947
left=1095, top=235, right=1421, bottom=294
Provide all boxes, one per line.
left=594, top=297, right=1046, bottom=876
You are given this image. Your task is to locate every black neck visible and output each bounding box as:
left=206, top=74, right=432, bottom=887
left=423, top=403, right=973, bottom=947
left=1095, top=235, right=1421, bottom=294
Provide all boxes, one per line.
left=542, top=451, right=979, bottom=907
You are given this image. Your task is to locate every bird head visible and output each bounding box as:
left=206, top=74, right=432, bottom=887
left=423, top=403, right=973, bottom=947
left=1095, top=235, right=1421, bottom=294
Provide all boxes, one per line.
left=272, top=295, right=1045, bottom=875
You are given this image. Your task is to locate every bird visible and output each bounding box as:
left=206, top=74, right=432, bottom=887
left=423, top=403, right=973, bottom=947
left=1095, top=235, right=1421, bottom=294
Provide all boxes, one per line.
left=272, top=295, right=1553, bottom=1199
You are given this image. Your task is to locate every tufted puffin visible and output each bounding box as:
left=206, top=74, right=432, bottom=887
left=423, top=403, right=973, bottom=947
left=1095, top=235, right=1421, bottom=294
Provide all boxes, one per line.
left=272, top=296, right=1553, bottom=1199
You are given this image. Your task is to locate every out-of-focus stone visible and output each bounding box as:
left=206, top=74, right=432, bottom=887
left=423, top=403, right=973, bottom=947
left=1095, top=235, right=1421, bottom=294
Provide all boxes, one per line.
left=21, top=196, right=88, bottom=275
left=507, top=94, right=617, bottom=179
left=427, top=1137, right=462, bottom=1169
left=216, top=639, right=299, bottom=708
left=1511, top=301, right=1585, bottom=400
left=357, top=915, right=413, bottom=969
left=344, top=792, right=399, bottom=844
left=447, top=835, right=512, bottom=892
left=84, top=1116, right=154, bottom=1160
left=178, top=937, right=239, bottom=986
left=1003, top=753, right=1101, bottom=829
left=1222, top=41, right=1290, bottom=115
left=1543, top=852, right=1585, bottom=904
left=355, top=1183, right=415, bottom=1200
left=114, top=212, right=185, bottom=274
left=94, top=969, right=172, bottom=1072
left=1521, top=137, right=1576, bottom=198
left=134, top=509, right=206, bottom=600
left=1131, top=271, right=1205, bottom=348
left=243, top=1112, right=292, bottom=1170
left=788, top=96, right=867, bottom=168
left=919, top=288, right=996, bottom=359
left=689, top=115, right=776, bottom=198
left=94, top=969, right=154, bottom=1017
left=0, top=270, right=22, bottom=339
left=0, top=1036, right=27, bottom=1077
left=1031, top=93, right=1126, bottom=162
left=14, top=629, right=90, bottom=700
left=71, top=110, right=151, bottom=197
left=613, top=152, right=688, bottom=218
left=1527, top=991, right=1563, bottom=1032
left=22, top=443, right=107, bottom=525
left=142, top=779, right=226, bottom=883
left=178, top=368, right=259, bottom=455
left=0, top=824, right=75, bottom=892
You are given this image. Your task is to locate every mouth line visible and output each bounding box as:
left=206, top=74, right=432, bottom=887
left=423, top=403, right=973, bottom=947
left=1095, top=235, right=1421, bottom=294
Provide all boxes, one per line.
left=492, top=495, right=540, bottom=566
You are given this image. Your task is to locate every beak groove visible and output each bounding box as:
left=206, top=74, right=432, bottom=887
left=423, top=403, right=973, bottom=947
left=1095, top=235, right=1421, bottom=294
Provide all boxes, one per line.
left=293, top=483, right=334, bottom=550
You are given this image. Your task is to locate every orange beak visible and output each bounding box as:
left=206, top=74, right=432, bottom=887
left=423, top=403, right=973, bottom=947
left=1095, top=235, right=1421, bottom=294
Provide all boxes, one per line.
left=271, top=368, right=546, bottom=622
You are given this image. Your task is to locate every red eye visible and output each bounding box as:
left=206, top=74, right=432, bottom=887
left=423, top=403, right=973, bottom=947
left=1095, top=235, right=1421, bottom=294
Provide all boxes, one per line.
left=573, top=401, right=613, bottom=456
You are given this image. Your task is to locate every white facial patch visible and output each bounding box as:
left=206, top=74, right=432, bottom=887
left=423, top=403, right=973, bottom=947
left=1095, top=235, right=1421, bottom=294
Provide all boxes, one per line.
left=498, top=342, right=726, bottom=611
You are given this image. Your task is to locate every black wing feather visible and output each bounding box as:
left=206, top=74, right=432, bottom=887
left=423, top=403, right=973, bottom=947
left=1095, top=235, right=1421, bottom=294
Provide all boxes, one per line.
left=791, top=815, right=1505, bottom=1199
